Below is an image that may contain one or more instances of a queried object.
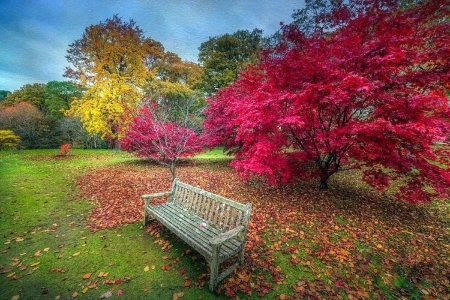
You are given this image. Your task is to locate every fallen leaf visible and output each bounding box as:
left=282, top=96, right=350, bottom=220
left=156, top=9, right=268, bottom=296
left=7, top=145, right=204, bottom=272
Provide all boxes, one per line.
left=82, top=287, right=88, bottom=294
left=98, top=272, right=108, bottom=277
left=161, top=265, right=170, bottom=271
left=88, top=280, right=99, bottom=289
left=117, top=289, right=123, bottom=296
left=72, top=252, right=81, bottom=257
left=71, top=292, right=78, bottom=298
left=172, top=292, right=184, bottom=300
left=11, top=295, right=19, bottom=300
left=99, top=290, right=112, bottom=298
left=144, top=266, right=149, bottom=272
left=82, top=273, right=92, bottom=279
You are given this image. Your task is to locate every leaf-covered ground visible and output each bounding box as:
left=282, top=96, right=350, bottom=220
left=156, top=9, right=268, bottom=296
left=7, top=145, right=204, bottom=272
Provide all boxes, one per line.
left=77, top=159, right=450, bottom=299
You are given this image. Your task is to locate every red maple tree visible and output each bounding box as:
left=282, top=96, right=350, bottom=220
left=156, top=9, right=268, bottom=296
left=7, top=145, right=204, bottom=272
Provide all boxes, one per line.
left=203, top=0, right=450, bottom=203
left=121, top=105, right=203, bottom=179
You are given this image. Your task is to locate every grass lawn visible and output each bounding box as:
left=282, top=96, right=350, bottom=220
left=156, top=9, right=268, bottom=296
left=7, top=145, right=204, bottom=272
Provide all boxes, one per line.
left=0, top=149, right=449, bottom=299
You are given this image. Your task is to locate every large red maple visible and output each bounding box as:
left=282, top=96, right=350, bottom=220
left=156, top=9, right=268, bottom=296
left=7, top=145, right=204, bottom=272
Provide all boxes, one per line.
left=203, top=0, right=450, bottom=203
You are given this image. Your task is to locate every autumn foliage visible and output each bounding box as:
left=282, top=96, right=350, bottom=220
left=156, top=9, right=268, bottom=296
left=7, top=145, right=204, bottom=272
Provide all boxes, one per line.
left=76, top=160, right=450, bottom=298
left=121, top=105, right=203, bottom=178
left=56, top=143, right=71, bottom=156
left=203, top=0, right=450, bottom=203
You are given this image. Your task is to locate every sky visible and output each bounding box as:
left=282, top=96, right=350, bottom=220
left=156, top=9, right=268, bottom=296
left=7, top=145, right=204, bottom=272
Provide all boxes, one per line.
left=0, top=0, right=305, bottom=92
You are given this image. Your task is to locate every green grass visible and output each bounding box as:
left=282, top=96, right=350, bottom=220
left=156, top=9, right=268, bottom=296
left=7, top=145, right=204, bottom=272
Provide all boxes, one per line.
left=1, top=149, right=449, bottom=299
left=0, top=150, right=227, bottom=300
left=194, top=147, right=229, bottom=159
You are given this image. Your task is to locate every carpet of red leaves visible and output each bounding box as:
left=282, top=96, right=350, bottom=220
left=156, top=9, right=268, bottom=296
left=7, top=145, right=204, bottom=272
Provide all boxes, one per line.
left=76, top=160, right=450, bottom=299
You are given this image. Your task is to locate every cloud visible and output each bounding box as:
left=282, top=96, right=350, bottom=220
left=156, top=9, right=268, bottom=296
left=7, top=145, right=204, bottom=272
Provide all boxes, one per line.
left=0, top=0, right=304, bottom=91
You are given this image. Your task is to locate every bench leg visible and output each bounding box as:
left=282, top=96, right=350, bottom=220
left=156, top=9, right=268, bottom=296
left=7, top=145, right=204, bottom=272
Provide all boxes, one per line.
left=238, top=246, right=245, bottom=265
left=143, top=209, right=149, bottom=227
left=209, top=246, right=220, bottom=291
left=143, top=198, right=152, bottom=227
left=209, top=263, right=219, bottom=291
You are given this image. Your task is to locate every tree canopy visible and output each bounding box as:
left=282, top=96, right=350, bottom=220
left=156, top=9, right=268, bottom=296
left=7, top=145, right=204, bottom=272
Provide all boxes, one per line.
left=64, top=15, right=204, bottom=147
left=121, top=105, right=203, bottom=179
left=0, top=90, right=10, bottom=102
left=198, top=28, right=264, bottom=95
left=44, top=81, right=83, bottom=119
left=64, top=15, right=165, bottom=143
left=1, top=83, right=47, bottom=113
left=203, top=0, right=450, bottom=203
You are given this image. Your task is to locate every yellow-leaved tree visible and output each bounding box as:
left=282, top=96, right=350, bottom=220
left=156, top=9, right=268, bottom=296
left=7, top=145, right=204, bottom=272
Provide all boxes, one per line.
left=64, top=15, right=164, bottom=146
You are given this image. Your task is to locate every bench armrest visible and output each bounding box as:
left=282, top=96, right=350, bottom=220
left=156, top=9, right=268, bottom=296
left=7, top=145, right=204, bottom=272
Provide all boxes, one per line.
left=141, top=191, right=171, bottom=200
left=209, top=225, right=245, bottom=246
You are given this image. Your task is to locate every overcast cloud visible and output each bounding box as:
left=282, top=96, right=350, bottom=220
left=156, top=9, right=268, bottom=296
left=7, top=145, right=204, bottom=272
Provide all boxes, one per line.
left=0, top=0, right=304, bottom=92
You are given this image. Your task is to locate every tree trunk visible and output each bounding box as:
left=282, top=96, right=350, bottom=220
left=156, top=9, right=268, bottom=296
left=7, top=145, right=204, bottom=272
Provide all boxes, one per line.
left=170, top=160, right=177, bottom=180
left=319, top=177, right=329, bottom=189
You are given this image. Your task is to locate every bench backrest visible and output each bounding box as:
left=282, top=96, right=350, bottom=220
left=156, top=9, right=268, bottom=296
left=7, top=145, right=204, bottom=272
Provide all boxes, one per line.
left=169, top=179, right=252, bottom=233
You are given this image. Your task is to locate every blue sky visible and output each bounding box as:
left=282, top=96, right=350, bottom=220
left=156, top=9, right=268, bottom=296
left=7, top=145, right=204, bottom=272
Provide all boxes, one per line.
left=0, top=0, right=304, bottom=92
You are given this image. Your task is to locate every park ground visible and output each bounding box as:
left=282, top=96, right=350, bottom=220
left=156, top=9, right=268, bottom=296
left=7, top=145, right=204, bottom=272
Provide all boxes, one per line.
left=0, top=149, right=449, bottom=299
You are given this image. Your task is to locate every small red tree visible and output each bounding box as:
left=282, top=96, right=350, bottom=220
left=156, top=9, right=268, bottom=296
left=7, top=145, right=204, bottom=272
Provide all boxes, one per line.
left=57, top=143, right=71, bottom=156
left=121, top=105, right=203, bottom=179
left=203, top=0, right=450, bottom=203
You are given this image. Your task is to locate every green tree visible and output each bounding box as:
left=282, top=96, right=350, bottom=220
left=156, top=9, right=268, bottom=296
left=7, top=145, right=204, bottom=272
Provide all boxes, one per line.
left=45, top=81, right=83, bottom=119
left=1, top=84, right=47, bottom=113
left=145, top=52, right=205, bottom=130
left=0, top=90, right=10, bottom=102
left=198, top=29, right=264, bottom=95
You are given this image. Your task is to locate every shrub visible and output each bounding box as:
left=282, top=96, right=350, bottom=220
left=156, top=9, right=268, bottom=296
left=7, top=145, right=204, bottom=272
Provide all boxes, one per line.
left=57, top=143, right=71, bottom=156
left=0, top=130, right=21, bottom=150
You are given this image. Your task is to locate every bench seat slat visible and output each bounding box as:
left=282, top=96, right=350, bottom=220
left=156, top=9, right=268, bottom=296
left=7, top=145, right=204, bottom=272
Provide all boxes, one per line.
left=148, top=203, right=241, bottom=261
left=150, top=202, right=242, bottom=246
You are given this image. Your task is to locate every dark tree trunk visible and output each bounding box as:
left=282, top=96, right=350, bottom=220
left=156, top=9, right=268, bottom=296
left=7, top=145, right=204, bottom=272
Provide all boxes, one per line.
left=319, top=177, right=329, bottom=189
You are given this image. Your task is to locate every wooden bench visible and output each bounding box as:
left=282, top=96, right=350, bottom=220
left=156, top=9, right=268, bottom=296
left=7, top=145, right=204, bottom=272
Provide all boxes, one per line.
left=141, top=178, right=252, bottom=291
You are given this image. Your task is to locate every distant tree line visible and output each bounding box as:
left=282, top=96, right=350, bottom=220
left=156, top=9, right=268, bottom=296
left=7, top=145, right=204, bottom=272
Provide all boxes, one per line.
left=0, top=82, right=108, bottom=149
left=0, top=15, right=264, bottom=150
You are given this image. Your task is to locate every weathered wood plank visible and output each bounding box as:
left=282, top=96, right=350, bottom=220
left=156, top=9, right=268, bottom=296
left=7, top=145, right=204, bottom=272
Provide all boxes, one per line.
left=176, top=181, right=248, bottom=210
left=149, top=205, right=241, bottom=261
